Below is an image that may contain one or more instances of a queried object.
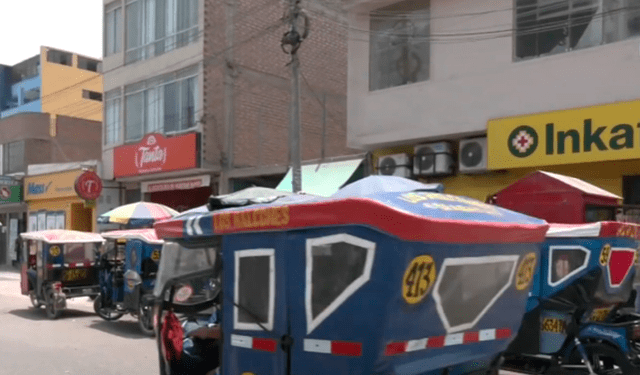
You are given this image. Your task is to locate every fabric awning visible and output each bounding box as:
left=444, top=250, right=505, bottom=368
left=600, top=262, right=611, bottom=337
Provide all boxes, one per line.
left=276, top=159, right=364, bottom=197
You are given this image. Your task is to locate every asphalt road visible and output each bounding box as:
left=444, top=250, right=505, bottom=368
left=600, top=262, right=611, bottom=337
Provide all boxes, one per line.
left=0, top=270, right=159, bottom=375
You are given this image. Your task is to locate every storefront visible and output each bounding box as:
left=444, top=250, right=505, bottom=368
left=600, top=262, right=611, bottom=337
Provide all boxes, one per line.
left=372, top=99, right=640, bottom=202
left=0, top=177, right=26, bottom=265
left=24, top=169, right=101, bottom=233
left=113, top=132, right=211, bottom=211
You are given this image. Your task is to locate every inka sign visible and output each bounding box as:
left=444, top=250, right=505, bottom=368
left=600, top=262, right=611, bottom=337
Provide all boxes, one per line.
left=487, top=100, right=640, bottom=169
left=114, top=133, right=199, bottom=178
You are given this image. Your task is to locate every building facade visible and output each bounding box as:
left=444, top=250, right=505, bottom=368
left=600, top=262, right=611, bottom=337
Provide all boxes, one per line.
left=0, top=113, right=104, bottom=265
left=0, top=46, right=103, bottom=121
left=345, top=0, right=640, bottom=202
left=102, top=0, right=357, bottom=210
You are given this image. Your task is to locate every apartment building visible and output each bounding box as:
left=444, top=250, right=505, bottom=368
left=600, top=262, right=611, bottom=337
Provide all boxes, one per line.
left=102, top=0, right=358, bottom=211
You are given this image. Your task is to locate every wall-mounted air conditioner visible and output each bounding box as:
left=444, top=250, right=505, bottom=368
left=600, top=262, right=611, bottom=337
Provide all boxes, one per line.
left=458, top=137, right=488, bottom=174
left=413, top=142, right=454, bottom=176
left=377, top=153, right=412, bottom=178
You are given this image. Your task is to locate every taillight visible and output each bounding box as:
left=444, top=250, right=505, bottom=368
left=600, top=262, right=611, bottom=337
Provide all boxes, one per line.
left=53, top=282, right=62, bottom=293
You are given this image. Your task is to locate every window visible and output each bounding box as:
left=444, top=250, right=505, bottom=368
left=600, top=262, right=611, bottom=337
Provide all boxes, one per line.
left=77, top=57, right=101, bottom=72
left=234, top=249, right=275, bottom=331
left=105, top=89, right=122, bottom=145
left=46, top=49, right=73, bottom=66
left=124, top=66, right=199, bottom=141
left=369, top=0, right=430, bottom=91
left=105, top=3, right=123, bottom=56
left=305, top=234, right=376, bottom=334
left=22, top=88, right=40, bottom=104
left=548, top=246, right=590, bottom=286
left=515, top=0, right=640, bottom=59
left=433, top=255, right=519, bottom=332
left=125, top=0, right=199, bottom=64
left=82, top=90, right=103, bottom=101
left=3, top=140, right=25, bottom=174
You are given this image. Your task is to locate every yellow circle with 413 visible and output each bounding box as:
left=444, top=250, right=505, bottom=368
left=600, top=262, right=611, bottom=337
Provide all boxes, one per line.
left=49, top=246, right=61, bottom=257
left=151, top=250, right=160, bottom=261
left=600, top=244, right=611, bottom=266
left=515, top=252, right=537, bottom=291
left=402, top=255, right=437, bottom=304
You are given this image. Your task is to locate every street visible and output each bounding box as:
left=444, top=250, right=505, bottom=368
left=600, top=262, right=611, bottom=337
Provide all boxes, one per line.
left=0, top=270, right=158, bottom=375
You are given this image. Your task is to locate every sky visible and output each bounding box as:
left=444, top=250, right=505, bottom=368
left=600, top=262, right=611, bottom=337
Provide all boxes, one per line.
left=0, top=0, right=103, bottom=66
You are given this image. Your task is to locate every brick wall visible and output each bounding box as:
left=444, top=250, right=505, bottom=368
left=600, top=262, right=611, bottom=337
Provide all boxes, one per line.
left=203, top=0, right=358, bottom=174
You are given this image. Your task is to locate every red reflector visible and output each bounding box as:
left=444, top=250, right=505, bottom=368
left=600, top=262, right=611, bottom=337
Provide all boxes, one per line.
left=384, top=342, right=407, bottom=356
left=331, top=341, right=362, bottom=356
left=253, top=338, right=277, bottom=352
left=427, top=336, right=445, bottom=348
left=496, top=328, right=511, bottom=339
left=84, top=261, right=91, bottom=267
left=463, top=331, right=479, bottom=344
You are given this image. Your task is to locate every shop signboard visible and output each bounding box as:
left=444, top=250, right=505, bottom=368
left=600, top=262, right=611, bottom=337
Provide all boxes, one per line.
left=141, top=175, right=211, bottom=193
left=74, top=170, right=103, bottom=201
left=0, top=176, right=22, bottom=204
left=488, top=99, right=640, bottom=170
left=114, top=133, right=200, bottom=178
left=24, top=169, right=84, bottom=201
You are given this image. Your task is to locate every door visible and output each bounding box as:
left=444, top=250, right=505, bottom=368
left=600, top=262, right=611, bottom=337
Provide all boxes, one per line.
left=222, top=233, right=287, bottom=375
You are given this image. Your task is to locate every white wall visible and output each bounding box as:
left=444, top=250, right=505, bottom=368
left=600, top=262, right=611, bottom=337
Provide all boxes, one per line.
left=347, top=0, right=640, bottom=150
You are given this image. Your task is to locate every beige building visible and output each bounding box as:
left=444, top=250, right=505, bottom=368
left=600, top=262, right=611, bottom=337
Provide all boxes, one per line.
left=345, top=0, right=640, bottom=203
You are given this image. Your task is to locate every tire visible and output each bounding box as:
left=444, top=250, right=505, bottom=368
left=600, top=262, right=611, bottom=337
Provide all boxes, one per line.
left=567, top=341, right=639, bottom=375
left=29, top=292, right=42, bottom=308
left=138, top=301, right=155, bottom=336
left=93, top=293, right=124, bottom=321
left=45, top=288, right=63, bottom=319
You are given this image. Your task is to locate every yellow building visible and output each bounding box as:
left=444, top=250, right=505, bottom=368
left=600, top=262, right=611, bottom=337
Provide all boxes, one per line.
left=24, top=169, right=97, bottom=233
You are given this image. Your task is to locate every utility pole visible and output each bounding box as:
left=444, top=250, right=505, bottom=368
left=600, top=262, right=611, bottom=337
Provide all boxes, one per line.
left=281, top=0, right=309, bottom=193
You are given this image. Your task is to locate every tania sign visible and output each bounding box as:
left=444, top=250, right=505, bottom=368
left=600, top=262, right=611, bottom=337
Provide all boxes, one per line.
left=114, top=133, right=199, bottom=178
left=487, top=100, right=640, bottom=170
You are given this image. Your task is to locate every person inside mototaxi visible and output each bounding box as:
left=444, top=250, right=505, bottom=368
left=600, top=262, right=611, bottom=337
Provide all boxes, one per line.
left=162, top=278, right=223, bottom=375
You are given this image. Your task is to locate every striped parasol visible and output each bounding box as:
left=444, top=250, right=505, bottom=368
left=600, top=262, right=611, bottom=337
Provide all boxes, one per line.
left=98, top=202, right=179, bottom=228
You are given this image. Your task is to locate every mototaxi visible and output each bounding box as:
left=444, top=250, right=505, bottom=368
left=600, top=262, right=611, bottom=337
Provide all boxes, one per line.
left=19, top=229, right=105, bottom=319
left=151, top=183, right=549, bottom=375
left=502, top=221, right=640, bottom=374
left=95, top=228, right=163, bottom=334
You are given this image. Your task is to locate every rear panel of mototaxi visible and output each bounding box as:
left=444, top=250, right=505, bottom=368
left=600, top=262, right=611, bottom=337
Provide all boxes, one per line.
left=44, top=242, right=100, bottom=288
left=221, top=225, right=541, bottom=375
left=511, top=234, right=638, bottom=355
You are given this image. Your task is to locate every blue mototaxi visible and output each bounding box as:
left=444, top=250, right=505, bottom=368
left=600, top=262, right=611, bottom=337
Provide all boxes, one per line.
left=153, top=188, right=548, bottom=375
left=95, top=228, right=163, bottom=335
left=502, top=221, right=640, bottom=374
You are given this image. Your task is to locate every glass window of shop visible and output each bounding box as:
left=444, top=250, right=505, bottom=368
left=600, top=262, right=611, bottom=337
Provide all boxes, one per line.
left=515, top=0, right=640, bottom=59
left=125, top=0, right=199, bottom=64
left=124, top=66, right=198, bottom=142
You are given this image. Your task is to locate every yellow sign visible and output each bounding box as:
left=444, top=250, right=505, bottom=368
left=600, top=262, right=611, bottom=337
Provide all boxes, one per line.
left=151, top=250, right=160, bottom=261
left=398, top=192, right=503, bottom=216
left=49, top=246, right=61, bottom=257
left=600, top=244, right=611, bottom=266
left=515, top=252, right=537, bottom=291
left=402, top=255, right=437, bottom=304
left=541, top=318, right=567, bottom=334
left=487, top=99, right=640, bottom=169
left=24, top=169, right=84, bottom=200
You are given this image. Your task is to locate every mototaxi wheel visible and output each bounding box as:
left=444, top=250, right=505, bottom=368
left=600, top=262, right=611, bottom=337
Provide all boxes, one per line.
left=29, top=292, right=42, bottom=308
left=44, top=288, right=64, bottom=319
left=138, top=301, right=156, bottom=336
left=93, top=293, right=124, bottom=321
left=567, top=341, right=639, bottom=375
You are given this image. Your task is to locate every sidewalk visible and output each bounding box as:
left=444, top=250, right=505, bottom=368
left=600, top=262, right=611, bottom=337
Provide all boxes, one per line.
left=0, top=264, right=20, bottom=273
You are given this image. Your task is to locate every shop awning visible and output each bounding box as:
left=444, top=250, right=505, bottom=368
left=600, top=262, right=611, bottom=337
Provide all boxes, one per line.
left=276, top=159, right=364, bottom=197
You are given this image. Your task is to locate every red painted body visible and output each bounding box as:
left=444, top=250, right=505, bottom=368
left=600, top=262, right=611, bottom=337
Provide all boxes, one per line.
left=491, top=171, right=620, bottom=224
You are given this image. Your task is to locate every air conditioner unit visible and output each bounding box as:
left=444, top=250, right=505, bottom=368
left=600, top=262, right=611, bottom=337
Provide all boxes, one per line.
left=413, top=142, right=454, bottom=176
left=377, top=153, right=412, bottom=178
left=458, top=137, right=488, bottom=174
